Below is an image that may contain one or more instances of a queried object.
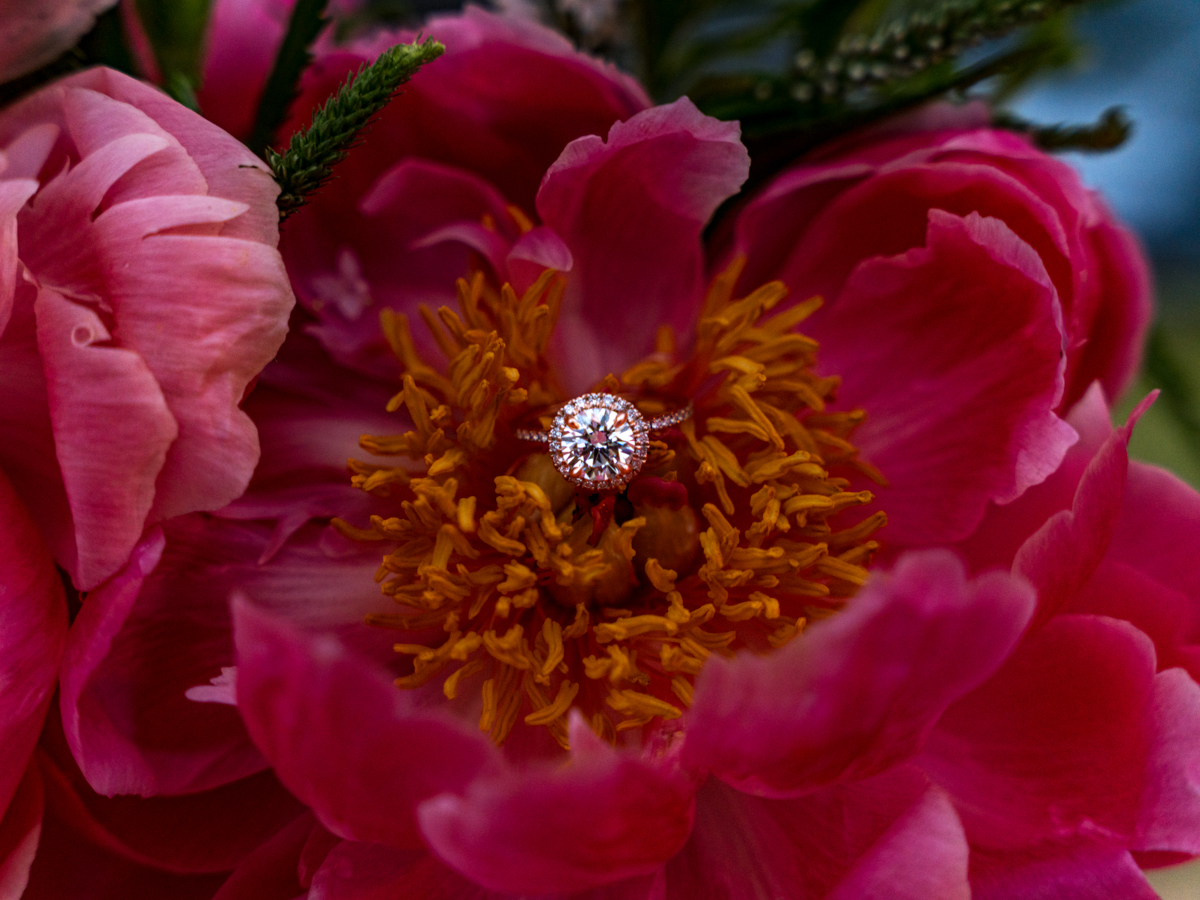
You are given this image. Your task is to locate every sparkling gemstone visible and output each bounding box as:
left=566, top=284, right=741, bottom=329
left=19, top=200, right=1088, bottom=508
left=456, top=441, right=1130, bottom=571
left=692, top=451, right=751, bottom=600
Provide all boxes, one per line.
left=549, top=394, right=649, bottom=490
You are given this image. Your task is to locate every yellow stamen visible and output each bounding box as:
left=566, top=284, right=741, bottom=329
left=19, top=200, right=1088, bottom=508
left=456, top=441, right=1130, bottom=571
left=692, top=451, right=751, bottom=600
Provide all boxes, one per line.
left=343, top=258, right=886, bottom=748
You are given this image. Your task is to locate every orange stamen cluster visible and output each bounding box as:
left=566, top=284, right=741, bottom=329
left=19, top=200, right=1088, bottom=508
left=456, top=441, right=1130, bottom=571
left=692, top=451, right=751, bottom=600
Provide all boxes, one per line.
left=335, top=258, right=885, bottom=749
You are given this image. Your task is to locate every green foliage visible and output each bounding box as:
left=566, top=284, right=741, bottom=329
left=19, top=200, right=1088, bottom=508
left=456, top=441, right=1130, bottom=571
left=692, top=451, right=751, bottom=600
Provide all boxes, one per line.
left=994, top=105, right=1133, bottom=152
left=1144, top=324, right=1200, bottom=464
left=133, top=0, right=214, bottom=109
left=247, top=0, right=331, bottom=157
left=267, top=38, right=444, bottom=218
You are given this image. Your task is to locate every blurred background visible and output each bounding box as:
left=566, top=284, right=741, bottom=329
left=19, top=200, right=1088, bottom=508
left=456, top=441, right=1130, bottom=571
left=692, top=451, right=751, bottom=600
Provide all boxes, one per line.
left=1011, top=0, right=1200, bottom=500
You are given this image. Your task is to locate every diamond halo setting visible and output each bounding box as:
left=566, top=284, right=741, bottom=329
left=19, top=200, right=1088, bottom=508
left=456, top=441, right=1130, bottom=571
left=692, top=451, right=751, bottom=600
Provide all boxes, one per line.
left=548, top=394, right=650, bottom=491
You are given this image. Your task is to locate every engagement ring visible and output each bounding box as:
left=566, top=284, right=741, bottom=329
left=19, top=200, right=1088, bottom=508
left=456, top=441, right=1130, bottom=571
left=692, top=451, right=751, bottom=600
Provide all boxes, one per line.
left=516, top=393, right=693, bottom=491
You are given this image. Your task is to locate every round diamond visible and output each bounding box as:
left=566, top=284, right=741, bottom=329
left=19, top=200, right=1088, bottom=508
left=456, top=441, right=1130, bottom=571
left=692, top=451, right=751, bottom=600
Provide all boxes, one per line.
left=549, top=394, right=649, bottom=490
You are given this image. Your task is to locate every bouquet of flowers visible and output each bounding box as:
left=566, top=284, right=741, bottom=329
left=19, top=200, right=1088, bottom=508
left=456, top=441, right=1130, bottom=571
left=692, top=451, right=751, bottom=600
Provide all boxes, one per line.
left=1, top=1, right=1197, bottom=898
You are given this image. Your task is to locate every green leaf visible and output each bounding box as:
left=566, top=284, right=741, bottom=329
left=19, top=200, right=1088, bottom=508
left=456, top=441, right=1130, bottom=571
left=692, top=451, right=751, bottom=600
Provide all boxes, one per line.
left=268, top=37, right=444, bottom=219
left=1143, top=323, right=1200, bottom=463
left=133, top=0, right=214, bottom=109
left=247, top=0, right=331, bottom=157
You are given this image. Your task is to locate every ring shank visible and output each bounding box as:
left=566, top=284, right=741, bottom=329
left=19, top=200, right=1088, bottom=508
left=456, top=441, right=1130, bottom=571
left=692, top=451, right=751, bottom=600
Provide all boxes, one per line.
left=516, top=401, right=692, bottom=442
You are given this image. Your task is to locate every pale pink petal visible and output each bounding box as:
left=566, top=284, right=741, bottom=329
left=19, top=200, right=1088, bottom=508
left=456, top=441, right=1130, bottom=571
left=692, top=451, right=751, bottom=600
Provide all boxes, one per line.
left=34, top=287, right=178, bottom=589
left=814, top=211, right=1076, bottom=544
left=920, top=615, right=1156, bottom=850
left=0, top=460, right=67, bottom=819
left=537, top=98, right=749, bottom=390
left=234, top=598, right=500, bottom=849
left=0, top=0, right=117, bottom=82
left=0, top=176, right=37, bottom=337
left=507, top=225, right=573, bottom=292
left=0, top=762, right=42, bottom=900
left=682, top=550, right=1035, bottom=797
left=665, top=769, right=969, bottom=900
left=417, top=727, right=695, bottom=894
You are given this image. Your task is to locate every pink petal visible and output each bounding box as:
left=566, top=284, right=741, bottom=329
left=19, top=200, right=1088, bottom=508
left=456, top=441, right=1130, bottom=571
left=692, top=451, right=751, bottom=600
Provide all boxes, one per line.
left=920, top=614, right=1156, bottom=850
left=507, top=224, right=574, bottom=293
left=197, top=0, right=291, bottom=140
left=60, top=508, right=391, bottom=799
left=0, top=762, right=42, bottom=900
left=0, top=0, right=117, bottom=82
left=418, top=715, right=695, bottom=894
left=682, top=550, right=1035, bottom=797
left=0, top=175, right=37, bottom=337
left=665, top=768, right=968, bottom=900
left=34, top=287, right=179, bottom=589
left=537, top=98, right=749, bottom=391
left=284, top=7, right=649, bottom=216
left=0, top=464, right=67, bottom=820
left=814, top=210, right=1076, bottom=544
left=233, top=597, right=500, bottom=849
left=1012, top=393, right=1153, bottom=627
left=288, top=158, right=513, bottom=378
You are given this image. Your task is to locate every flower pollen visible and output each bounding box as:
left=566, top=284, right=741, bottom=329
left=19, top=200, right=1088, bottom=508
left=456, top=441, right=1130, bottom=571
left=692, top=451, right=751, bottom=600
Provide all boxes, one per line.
left=334, top=258, right=886, bottom=749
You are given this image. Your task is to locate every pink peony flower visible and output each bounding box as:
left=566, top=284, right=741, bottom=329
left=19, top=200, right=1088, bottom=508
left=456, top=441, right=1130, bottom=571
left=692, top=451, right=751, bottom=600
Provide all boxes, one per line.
left=0, top=0, right=118, bottom=83
left=17, top=9, right=1198, bottom=900
left=0, top=67, right=294, bottom=593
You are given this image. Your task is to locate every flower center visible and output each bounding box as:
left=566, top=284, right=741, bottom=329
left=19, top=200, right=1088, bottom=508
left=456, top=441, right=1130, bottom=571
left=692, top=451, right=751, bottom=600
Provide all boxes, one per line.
left=335, top=259, right=886, bottom=749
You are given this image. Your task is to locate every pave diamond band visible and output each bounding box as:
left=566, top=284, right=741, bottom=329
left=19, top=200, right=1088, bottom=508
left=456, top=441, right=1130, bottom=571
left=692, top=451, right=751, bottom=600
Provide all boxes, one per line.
left=516, top=394, right=692, bottom=490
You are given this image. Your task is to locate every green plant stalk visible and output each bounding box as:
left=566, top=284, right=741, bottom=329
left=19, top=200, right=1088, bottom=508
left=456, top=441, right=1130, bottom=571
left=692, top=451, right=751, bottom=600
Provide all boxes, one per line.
left=268, top=38, right=445, bottom=219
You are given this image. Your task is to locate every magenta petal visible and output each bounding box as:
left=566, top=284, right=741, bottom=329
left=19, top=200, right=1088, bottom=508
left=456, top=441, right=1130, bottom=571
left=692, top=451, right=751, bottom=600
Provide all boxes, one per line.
left=970, top=847, right=1158, bottom=900
left=815, top=210, right=1075, bottom=544
left=58, top=525, right=265, bottom=797
left=683, top=549, right=1035, bottom=797
left=0, top=466, right=67, bottom=821
left=233, top=597, right=499, bottom=849
left=921, top=614, right=1156, bottom=849
left=665, top=767, right=968, bottom=900
left=0, top=762, right=43, bottom=900
left=507, top=224, right=574, bottom=293
left=417, top=736, right=695, bottom=894
left=1136, top=669, right=1200, bottom=855
left=537, top=97, right=749, bottom=390
left=1013, top=393, right=1153, bottom=627
left=34, top=287, right=178, bottom=589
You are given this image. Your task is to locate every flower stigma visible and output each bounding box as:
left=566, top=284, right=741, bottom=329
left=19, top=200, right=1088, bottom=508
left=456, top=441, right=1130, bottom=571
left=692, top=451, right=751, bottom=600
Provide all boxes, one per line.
left=334, top=254, right=887, bottom=749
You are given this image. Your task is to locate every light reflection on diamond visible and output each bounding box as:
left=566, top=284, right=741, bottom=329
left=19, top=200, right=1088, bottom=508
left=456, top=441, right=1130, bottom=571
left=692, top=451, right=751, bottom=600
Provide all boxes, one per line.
left=549, top=394, right=649, bottom=490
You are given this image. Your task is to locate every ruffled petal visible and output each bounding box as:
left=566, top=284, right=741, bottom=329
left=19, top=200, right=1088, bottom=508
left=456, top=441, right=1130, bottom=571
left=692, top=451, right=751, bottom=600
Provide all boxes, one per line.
left=34, top=287, right=178, bottom=589
left=920, top=614, right=1156, bottom=850
left=1135, top=669, right=1200, bottom=855
left=813, top=210, right=1075, bottom=544
left=683, top=550, right=1035, bottom=797
left=665, top=769, right=969, bottom=900
left=290, top=158, right=513, bottom=378
left=1012, top=393, right=1153, bottom=628
left=0, top=467, right=66, bottom=819
left=233, top=598, right=500, bottom=850
left=537, top=98, right=749, bottom=391
left=418, top=715, right=694, bottom=894
left=60, top=511, right=389, bottom=799
left=0, top=0, right=117, bottom=83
